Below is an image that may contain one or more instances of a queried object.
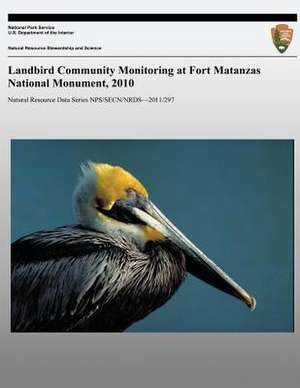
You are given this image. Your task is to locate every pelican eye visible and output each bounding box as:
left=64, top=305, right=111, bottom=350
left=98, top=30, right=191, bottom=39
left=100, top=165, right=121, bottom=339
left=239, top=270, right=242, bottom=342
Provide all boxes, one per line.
left=96, top=189, right=147, bottom=225
left=126, top=188, right=136, bottom=198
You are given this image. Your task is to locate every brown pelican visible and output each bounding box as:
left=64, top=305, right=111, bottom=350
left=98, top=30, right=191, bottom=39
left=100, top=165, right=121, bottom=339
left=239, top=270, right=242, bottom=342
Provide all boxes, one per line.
left=11, top=162, right=256, bottom=332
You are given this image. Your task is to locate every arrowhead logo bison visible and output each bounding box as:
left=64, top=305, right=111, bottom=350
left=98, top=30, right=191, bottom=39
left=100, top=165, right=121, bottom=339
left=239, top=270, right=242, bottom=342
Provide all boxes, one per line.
left=271, top=24, right=293, bottom=53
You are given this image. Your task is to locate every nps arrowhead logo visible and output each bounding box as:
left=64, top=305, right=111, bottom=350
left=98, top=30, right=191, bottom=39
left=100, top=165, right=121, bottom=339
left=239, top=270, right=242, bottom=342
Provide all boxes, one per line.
left=271, top=24, right=293, bottom=53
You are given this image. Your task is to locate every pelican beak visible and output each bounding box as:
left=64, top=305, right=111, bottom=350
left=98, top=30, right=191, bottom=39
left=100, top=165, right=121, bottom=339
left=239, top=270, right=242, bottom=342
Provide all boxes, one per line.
left=130, top=200, right=256, bottom=311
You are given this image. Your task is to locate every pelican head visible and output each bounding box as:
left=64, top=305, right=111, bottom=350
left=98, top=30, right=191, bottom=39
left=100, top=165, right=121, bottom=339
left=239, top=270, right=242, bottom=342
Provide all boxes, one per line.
left=73, top=162, right=256, bottom=311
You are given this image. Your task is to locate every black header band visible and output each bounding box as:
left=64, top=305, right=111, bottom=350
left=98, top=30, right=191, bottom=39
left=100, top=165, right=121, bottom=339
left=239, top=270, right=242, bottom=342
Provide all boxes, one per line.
left=8, top=13, right=298, bottom=23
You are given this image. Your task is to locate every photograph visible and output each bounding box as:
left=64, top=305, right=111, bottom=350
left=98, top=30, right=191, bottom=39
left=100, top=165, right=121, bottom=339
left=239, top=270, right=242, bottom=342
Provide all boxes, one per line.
left=11, top=139, right=293, bottom=332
